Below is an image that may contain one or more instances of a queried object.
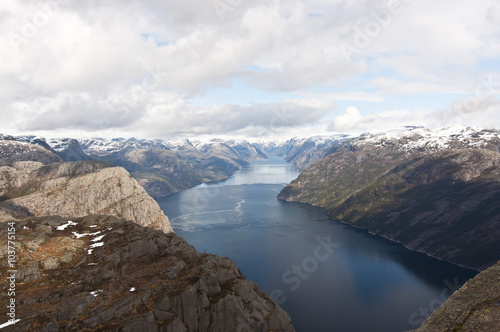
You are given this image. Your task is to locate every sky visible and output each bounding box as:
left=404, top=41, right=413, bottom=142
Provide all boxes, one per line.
left=1, top=0, right=499, bottom=141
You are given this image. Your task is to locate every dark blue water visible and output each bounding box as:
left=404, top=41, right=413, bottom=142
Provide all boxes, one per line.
left=156, top=158, right=477, bottom=332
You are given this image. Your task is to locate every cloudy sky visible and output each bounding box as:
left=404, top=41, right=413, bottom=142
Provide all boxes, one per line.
left=1, top=0, right=499, bottom=140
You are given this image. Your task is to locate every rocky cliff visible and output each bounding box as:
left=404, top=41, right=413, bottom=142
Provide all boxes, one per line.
left=412, top=260, right=500, bottom=332
left=0, top=156, right=172, bottom=233
left=278, top=127, right=500, bottom=270
left=0, top=215, right=295, bottom=331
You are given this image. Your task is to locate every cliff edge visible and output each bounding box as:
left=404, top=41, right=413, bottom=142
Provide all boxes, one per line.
left=0, top=215, right=295, bottom=331
left=0, top=160, right=173, bottom=233
left=412, top=260, right=500, bottom=332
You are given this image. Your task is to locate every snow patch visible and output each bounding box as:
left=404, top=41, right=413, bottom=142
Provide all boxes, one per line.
left=56, top=220, right=77, bottom=231
left=91, top=234, right=105, bottom=242
left=72, top=231, right=101, bottom=239
left=0, top=319, right=20, bottom=329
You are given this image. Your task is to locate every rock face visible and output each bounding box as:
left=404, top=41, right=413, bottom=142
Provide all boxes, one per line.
left=0, top=159, right=173, bottom=233
left=412, top=260, right=500, bottom=332
left=0, top=215, right=295, bottom=331
left=278, top=127, right=500, bottom=271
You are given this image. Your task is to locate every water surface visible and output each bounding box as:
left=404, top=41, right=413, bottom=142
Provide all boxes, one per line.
left=156, top=158, right=477, bottom=332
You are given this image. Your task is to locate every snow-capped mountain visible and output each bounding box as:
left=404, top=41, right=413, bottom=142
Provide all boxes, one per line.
left=2, top=125, right=499, bottom=198
left=354, top=125, right=500, bottom=154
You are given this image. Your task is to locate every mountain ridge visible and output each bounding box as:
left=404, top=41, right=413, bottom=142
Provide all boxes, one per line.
left=278, top=126, right=500, bottom=271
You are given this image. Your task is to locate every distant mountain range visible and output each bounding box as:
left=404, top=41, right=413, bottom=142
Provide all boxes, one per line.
left=1, top=134, right=272, bottom=198
left=2, top=125, right=500, bottom=200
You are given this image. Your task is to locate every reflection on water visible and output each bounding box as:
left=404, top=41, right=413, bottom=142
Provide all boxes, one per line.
left=156, top=158, right=477, bottom=332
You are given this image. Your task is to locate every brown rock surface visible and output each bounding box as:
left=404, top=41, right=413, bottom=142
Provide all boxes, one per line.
left=0, top=215, right=295, bottom=331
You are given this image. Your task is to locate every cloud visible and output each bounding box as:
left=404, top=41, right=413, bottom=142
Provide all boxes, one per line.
left=7, top=90, right=334, bottom=138
left=0, top=0, right=499, bottom=138
left=127, top=96, right=335, bottom=138
left=435, top=97, right=500, bottom=129
left=300, top=91, right=385, bottom=102
left=328, top=106, right=432, bottom=133
left=329, top=95, right=500, bottom=134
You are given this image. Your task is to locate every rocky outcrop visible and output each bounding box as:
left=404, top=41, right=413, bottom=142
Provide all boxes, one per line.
left=279, top=135, right=500, bottom=270
left=412, top=260, right=500, bottom=332
left=0, top=160, right=173, bottom=233
left=0, top=215, right=295, bottom=331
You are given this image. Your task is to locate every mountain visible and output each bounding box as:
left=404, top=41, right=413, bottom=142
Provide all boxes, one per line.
left=0, top=140, right=295, bottom=331
left=47, top=137, right=95, bottom=162
left=0, top=143, right=172, bottom=232
left=278, top=126, right=500, bottom=270
left=1, top=135, right=273, bottom=199
left=77, top=137, right=269, bottom=198
left=0, top=215, right=295, bottom=331
left=0, top=138, right=62, bottom=166
left=412, top=259, right=500, bottom=331
left=273, top=135, right=349, bottom=169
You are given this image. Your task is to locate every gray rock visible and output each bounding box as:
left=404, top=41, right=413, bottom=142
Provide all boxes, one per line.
left=17, top=261, right=41, bottom=282
left=42, top=257, right=60, bottom=270
left=56, top=295, right=95, bottom=321
left=123, top=312, right=157, bottom=332
left=164, top=317, right=187, bottom=332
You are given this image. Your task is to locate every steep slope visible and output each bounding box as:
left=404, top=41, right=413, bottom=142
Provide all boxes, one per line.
left=47, top=137, right=95, bottom=162
left=0, top=215, right=295, bottom=331
left=274, top=135, right=348, bottom=169
left=79, top=137, right=268, bottom=198
left=279, top=126, right=500, bottom=270
left=0, top=139, right=62, bottom=166
left=412, top=260, right=500, bottom=332
left=0, top=159, right=173, bottom=233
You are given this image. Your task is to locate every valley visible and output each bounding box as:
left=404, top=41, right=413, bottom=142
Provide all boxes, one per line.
left=1, top=125, right=500, bottom=331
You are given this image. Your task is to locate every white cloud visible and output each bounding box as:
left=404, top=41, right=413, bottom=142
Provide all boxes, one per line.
left=329, top=106, right=432, bottom=133
left=0, top=0, right=499, bottom=138
left=329, top=95, right=500, bottom=134
left=435, top=97, right=500, bottom=129
left=301, top=91, right=385, bottom=102
left=127, top=96, right=335, bottom=138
